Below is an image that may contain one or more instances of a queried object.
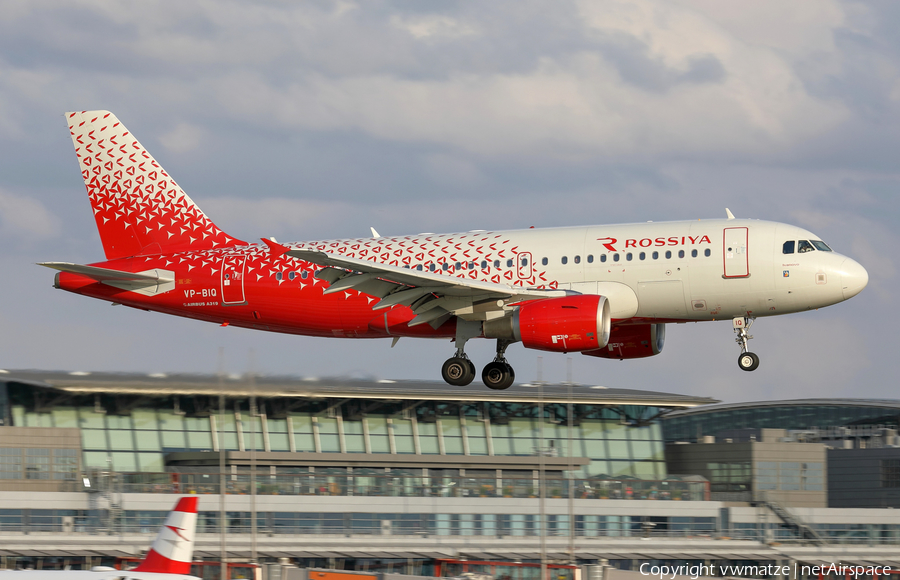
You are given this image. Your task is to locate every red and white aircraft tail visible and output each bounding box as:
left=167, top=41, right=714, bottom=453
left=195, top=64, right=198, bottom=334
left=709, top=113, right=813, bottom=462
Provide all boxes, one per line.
left=66, top=111, right=245, bottom=260
left=133, top=496, right=198, bottom=574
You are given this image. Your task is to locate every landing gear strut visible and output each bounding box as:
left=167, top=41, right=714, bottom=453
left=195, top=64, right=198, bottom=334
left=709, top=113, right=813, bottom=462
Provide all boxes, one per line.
left=733, top=316, right=760, bottom=371
left=482, top=340, right=515, bottom=390
left=441, top=319, right=481, bottom=386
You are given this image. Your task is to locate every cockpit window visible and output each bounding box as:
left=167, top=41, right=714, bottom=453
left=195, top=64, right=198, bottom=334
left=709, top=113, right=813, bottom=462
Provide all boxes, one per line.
left=782, top=241, right=795, bottom=254
left=811, top=240, right=832, bottom=252
left=798, top=240, right=814, bottom=253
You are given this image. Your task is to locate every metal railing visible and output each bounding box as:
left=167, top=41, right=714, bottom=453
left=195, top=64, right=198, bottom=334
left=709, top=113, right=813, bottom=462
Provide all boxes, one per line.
left=108, top=472, right=709, bottom=501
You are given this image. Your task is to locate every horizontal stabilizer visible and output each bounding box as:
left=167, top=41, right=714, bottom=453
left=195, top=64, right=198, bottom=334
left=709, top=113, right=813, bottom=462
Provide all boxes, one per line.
left=38, top=262, right=172, bottom=283
left=38, top=262, right=175, bottom=296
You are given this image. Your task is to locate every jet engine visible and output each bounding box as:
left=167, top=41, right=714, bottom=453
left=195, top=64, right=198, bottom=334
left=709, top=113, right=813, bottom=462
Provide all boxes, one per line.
left=484, top=295, right=611, bottom=353
left=582, top=323, right=665, bottom=359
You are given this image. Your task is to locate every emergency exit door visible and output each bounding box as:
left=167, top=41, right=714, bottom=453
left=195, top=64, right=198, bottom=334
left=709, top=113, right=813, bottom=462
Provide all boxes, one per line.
left=723, top=227, right=749, bottom=278
left=221, top=255, right=247, bottom=304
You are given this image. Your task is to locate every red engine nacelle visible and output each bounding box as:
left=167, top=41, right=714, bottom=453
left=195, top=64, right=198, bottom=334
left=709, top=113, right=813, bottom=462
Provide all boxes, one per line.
left=582, top=323, right=666, bottom=359
left=484, top=295, right=611, bottom=353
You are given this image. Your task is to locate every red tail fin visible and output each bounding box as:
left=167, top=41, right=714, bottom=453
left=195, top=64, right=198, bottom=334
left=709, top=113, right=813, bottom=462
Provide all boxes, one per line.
left=134, top=496, right=198, bottom=574
left=66, top=111, right=245, bottom=260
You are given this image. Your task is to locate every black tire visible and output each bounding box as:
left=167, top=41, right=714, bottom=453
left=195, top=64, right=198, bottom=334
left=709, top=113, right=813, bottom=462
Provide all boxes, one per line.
left=738, top=352, right=760, bottom=372
left=482, top=361, right=515, bottom=390
left=442, top=357, right=475, bottom=386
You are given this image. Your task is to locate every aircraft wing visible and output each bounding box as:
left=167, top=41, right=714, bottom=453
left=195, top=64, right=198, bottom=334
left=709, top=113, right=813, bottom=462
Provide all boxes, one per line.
left=285, top=248, right=568, bottom=328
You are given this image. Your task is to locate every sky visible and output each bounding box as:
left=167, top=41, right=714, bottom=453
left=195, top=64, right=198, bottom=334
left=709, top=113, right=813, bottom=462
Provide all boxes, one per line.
left=0, top=0, right=897, bottom=403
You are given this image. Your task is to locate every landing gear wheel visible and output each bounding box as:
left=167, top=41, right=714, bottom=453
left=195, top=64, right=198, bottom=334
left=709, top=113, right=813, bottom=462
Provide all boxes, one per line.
left=738, top=352, right=760, bottom=372
left=442, top=357, right=475, bottom=386
left=482, top=361, right=516, bottom=390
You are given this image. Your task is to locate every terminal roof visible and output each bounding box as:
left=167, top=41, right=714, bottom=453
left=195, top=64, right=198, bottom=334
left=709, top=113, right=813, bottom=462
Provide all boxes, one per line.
left=665, top=398, right=900, bottom=417
left=0, top=369, right=717, bottom=408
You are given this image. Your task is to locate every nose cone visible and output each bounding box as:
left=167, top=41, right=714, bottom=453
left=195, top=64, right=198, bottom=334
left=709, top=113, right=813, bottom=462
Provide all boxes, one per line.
left=840, top=258, right=868, bottom=300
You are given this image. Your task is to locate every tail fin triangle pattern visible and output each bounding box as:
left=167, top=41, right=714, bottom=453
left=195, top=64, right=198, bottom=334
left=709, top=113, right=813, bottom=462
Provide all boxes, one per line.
left=133, top=496, right=198, bottom=574
left=67, top=111, right=245, bottom=260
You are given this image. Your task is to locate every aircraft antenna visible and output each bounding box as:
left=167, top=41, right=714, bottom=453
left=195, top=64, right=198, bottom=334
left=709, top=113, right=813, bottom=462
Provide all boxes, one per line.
left=725, top=208, right=736, bottom=220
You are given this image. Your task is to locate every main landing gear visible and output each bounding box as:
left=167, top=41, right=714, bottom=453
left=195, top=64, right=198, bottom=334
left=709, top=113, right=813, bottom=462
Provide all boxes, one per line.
left=441, top=340, right=516, bottom=389
left=440, top=319, right=516, bottom=389
left=482, top=340, right=515, bottom=390
left=733, top=316, right=760, bottom=372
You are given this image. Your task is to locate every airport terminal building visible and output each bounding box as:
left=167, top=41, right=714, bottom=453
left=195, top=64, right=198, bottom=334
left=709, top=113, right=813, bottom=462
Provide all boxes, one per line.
left=2, top=370, right=900, bottom=577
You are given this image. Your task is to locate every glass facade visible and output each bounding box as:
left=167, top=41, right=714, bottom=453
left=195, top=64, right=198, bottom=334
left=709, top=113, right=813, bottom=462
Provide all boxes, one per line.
left=662, top=404, right=900, bottom=443
left=9, top=399, right=667, bottom=478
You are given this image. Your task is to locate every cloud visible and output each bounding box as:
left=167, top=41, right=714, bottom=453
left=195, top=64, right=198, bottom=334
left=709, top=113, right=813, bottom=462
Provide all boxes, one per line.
left=158, top=122, right=205, bottom=153
left=0, top=188, right=60, bottom=240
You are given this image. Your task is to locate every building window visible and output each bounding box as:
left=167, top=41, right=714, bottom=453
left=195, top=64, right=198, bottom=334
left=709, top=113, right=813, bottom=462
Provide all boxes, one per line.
left=53, top=449, right=78, bottom=480
left=0, top=448, right=22, bottom=480
left=882, top=459, right=900, bottom=488
left=756, top=461, right=778, bottom=491
left=25, top=449, right=51, bottom=480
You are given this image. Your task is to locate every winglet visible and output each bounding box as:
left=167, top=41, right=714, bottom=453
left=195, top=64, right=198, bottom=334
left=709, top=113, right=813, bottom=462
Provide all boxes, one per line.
left=370, top=227, right=381, bottom=239
left=725, top=208, right=735, bottom=220
left=133, top=496, right=198, bottom=574
left=261, top=237, right=290, bottom=256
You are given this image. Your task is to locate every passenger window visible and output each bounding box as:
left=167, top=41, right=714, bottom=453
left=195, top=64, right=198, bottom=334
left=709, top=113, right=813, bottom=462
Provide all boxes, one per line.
left=520, top=258, right=527, bottom=267
left=470, top=262, right=476, bottom=269
left=416, top=265, right=423, bottom=271
left=429, top=263, right=435, bottom=272
left=289, top=271, right=296, bottom=280
left=587, top=255, right=593, bottom=263
left=782, top=241, right=795, bottom=254
left=442, top=263, right=449, bottom=271
left=507, top=259, right=513, bottom=267
left=613, top=254, right=620, bottom=262
left=600, top=254, right=607, bottom=263
left=275, top=272, right=283, bottom=281
left=301, top=270, right=309, bottom=279
left=494, top=260, right=500, bottom=268
left=561, top=256, right=568, bottom=265
left=455, top=262, right=462, bottom=270
left=704, top=249, right=711, bottom=257
left=691, top=249, right=698, bottom=258
left=678, top=250, right=685, bottom=258
left=626, top=253, right=633, bottom=261
left=574, top=255, right=581, bottom=264
left=481, top=260, right=488, bottom=269
left=541, top=257, right=548, bottom=266
left=798, top=240, right=814, bottom=253
left=652, top=251, right=658, bottom=260
left=639, top=252, right=646, bottom=260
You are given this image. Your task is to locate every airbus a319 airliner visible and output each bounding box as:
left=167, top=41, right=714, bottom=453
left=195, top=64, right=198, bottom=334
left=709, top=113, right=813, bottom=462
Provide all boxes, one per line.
left=41, top=111, right=868, bottom=389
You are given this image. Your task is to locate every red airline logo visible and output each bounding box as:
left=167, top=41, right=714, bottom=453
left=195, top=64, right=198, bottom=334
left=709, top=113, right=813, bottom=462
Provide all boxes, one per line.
left=597, top=235, right=712, bottom=251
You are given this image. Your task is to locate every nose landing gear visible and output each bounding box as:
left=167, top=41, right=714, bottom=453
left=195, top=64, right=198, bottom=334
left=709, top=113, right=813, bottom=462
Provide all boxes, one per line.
left=734, top=316, right=760, bottom=371
left=482, top=340, right=515, bottom=390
